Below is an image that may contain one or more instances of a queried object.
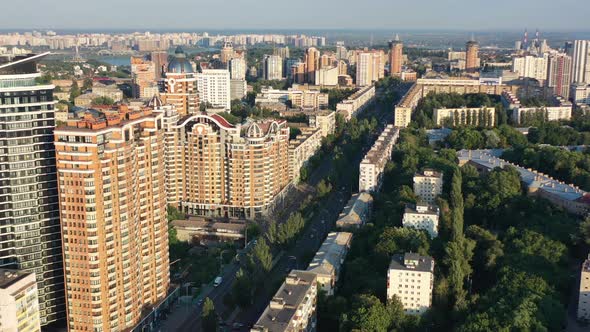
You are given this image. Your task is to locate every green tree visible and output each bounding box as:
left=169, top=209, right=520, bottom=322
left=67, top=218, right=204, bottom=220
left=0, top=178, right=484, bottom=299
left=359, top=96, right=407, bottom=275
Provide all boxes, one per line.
left=69, top=80, right=81, bottom=102
left=317, top=179, right=332, bottom=198
left=346, top=294, right=392, bottom=332
left=450, top=168, right=464, bottom=240
left=248, top=238, right=273, bottom=275
left=201, top=297, right=218, bottom=332
left=91, top=96, right=115, bottom=106
left=444, top=237, right=475, bottom=312
left=232, top=269, right=253, bottom=307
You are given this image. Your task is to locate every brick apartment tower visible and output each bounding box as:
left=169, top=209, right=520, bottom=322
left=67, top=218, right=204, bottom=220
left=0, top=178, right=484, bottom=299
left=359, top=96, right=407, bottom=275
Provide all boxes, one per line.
left=389, top=34, right=403, bottom=77
left=465, top=39, right=480, bottom=73
left=55, top=107, right=169, bottom=331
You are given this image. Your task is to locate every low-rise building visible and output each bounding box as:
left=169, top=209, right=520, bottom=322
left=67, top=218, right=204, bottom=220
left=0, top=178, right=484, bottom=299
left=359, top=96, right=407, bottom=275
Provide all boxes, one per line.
left=255, top=87, right=328, bottom=110
left=171, top=217, right=246, bottom=243
left=289, top=127, right=323, bottom=182
left=336, top=85, right=375, bottom=120
left=92, top=82, right=124, bottom=102
left=359, top=125, right=399, bottom=192
left=336, top=192, right=373, bottom=229
left=251, top=271, right=317, bottom=332
left=433, top=107, right=495, bottom=127
left=387, top=253, right=434, bottom=315
left=502, top=91, right=572, bottom=124
left=306, top=232, right=353, bottom=295
left=73, top=92, right=100, bottom=107
left=0, top=269, right=41, bottom=332
left=457, top=149, right=590, bottom=216
left=413, top=169, right=443, bottom=204
left=578, top=254, right=590, bottom=321
left=402, top=203, right=440, bottom=238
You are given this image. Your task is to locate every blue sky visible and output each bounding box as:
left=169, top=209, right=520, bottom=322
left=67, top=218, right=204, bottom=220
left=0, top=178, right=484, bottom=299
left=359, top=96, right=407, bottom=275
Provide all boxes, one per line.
left=0, top=0, right=587, bottom=31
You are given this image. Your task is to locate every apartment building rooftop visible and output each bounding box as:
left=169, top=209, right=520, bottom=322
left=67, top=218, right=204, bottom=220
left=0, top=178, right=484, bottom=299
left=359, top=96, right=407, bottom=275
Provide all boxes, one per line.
left=337, top=192, right=373, bottom=227
left=253, top=270, right=316, bottom=332
left=457, top=149, right=589, bottom=203
left=404, top=203, right=439, bottom=216
left=389, top=253, right=434, bottom=273
left=56, top=105, right=158, bottom=132
left=307, top=232, right=353, bottom=277
left=0, top=269, right=30, bottom=290
left=414, top=168, right=443, bottom=178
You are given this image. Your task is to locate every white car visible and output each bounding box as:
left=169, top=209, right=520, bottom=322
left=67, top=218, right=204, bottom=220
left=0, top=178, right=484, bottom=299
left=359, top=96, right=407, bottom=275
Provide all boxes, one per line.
left=214, top=276, right=223, bottom=287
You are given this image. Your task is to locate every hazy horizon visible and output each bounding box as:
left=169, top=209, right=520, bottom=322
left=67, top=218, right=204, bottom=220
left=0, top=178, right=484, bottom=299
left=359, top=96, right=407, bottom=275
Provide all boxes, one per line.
left=1, top=0, right=588, bottom=31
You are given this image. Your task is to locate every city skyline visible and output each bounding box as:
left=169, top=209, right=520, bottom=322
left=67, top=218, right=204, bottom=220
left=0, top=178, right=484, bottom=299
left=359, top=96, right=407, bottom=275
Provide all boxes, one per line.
left=0, top=0, right=589, bottom=31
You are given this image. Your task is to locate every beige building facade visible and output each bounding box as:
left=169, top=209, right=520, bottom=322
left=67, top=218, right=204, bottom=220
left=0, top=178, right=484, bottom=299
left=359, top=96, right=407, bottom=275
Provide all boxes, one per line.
left=0, top=270, right=41, bottom=332
left=54, top=106, right=169, bottom=332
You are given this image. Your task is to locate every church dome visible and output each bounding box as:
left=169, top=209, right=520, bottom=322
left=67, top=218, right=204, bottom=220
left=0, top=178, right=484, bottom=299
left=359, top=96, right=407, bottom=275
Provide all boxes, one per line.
left=167, top=46, right=194, bottom=74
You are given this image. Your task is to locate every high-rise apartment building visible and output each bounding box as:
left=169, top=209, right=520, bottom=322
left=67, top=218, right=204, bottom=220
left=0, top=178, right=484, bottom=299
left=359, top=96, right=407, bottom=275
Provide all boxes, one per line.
left=512, top=55, right=548, bottom=82
left=304, top=47, right=320, bottom=84
left=389, top=35, right=403, bottom=76
left=273, top=46, right=290, bottom=60
left=161, top=47, right=199, bottom=115
left=572, top=40, right=590, bottom=84
left=0, top=52, right=65, bottom=326
left=547, top=53, right=572, bottom=99
left=356, top=50, right=385, bottom=86
left=387, top=253, right=434, bottom=315
left=131, top=56, right=157, bottom=98
left=465, top=40, right=480, bottom=73
left=196, top=69, right=231, bottom=110
left=229, top=57, right=246, bottom=80
left=0, top=269, right=41, bottom=332
left=151, top=50, right=169, bottom=79
left=55, top=106, right=169, bottom=332
left=413, top=169, right=443, bottom=204
left=167, top=114, right=291, bottom=219
left=220, top=41, right=234, bottom=65
left=262, top=55, right=283, bottom=80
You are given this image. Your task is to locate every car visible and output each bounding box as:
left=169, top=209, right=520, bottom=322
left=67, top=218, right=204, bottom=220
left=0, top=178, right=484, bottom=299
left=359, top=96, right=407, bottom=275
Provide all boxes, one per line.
left=214, top=276, right=223, bottom=287
left=232, top=322, right=245, bottom=329
left=197, top=299, right=204, bottom=306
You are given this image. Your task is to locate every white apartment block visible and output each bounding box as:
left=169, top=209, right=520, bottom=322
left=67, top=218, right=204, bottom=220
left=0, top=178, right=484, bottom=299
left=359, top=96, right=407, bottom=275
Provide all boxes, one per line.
left=572, top=40, right=590, bottom=84
left=511, top=54, right=548, bottom=82
left=255, top=87, right=328, bottom=110
left=578, top=254, right=590, bottom=321
left=571, top=83, right=590, bottom=105
left=359, top=125, right=399, bottom=192
left=315, top=66, right=339, bottom=86
left=413, top=169, right=443, bottom=204
left=230, top=57, right=247, bottom=80
left=387, top=253, right=434, bottom=315
left=394, top=106, right=412, bottom=128
left=0, top=270, right=41, bottom=332
left=308, top=110, right=335, bottom=137
left=336, top=85, right=376, bottom=120
left=433, top=107, right=495, bottom=127
left=252, top=271, right=317, bottom=332
left=306, top=232, right=353, bottom=296
left=402, top=203, right=440, bottom=238
left=289, top=127, right=323, bottom=182
left=196, top=69, right=231, bottom=110
left=263, top=55, right=283, bottom=80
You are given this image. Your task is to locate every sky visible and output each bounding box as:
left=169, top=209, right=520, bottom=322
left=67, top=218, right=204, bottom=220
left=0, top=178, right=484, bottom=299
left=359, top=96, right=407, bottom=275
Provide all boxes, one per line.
left=0, top=0, right=587, bottom=32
